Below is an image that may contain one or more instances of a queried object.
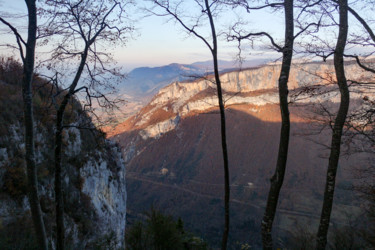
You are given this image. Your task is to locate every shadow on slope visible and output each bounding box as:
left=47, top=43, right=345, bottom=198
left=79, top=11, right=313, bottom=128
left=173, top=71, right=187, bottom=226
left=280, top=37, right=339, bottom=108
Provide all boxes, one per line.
left=114, top=105, right=366, bottom=248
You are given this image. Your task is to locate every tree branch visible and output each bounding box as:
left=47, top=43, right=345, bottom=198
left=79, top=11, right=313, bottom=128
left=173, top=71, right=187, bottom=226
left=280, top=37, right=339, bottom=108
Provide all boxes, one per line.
left=152, top=1, right=214, bottom=52
left=0, top=17, right=26, bottom=61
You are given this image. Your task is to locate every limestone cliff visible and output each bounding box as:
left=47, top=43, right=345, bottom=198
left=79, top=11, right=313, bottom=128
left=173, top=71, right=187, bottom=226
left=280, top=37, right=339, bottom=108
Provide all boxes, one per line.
left=109, top=60, right=373, bottom=139
left=0, top=62, right=126, bottom=249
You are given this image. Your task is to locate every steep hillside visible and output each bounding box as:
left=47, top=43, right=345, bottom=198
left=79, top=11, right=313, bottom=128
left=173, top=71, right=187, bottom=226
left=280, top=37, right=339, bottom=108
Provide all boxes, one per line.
left=0, top=59, right=127, bottom=248
left=110, top=61, right=374, bottom=247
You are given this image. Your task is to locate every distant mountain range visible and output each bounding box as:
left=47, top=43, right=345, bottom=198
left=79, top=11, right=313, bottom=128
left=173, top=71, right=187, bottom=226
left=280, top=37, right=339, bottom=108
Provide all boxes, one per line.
left=99, top=59, right=268, bottom=125
left=120, top=63, right=206, bottom=100
left=119, top=59, right=268, bottom=100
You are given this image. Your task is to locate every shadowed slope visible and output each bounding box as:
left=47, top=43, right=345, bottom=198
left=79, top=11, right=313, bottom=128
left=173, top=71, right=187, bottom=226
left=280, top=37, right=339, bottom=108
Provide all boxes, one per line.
left=113, top=105, right=363, bottom=247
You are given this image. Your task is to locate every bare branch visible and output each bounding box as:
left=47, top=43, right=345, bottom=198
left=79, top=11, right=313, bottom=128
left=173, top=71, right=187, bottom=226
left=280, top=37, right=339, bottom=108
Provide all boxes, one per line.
left=228, top=31, right=282, bottom=52
left=344, top=55, right=375, bottom=74
left=0, top=17, right=26, bottom=61
left=151, top=0, right=214, bottom=52
left=347, top=5, right=375, bottom=44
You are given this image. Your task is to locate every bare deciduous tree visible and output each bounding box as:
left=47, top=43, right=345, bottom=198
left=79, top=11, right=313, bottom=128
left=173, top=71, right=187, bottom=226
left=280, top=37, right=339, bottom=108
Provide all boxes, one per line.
left=40, top=0, right=133, bottom=248
left=149, top=0, right=231, bottom=248
left=0, top=1, right=49, bottom=249
left=227, top=0, right=321, bottom=247
left=316, top=0, right=349, bottom=248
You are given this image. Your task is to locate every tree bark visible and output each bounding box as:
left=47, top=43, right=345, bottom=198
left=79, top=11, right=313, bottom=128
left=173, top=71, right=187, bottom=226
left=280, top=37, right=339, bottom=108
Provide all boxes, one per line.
left=316, top=0, right=349, bottom=249
left=261, top=0, right=294, bottom=249
left=23, top=0, right=49, bottom=249
left=55, top=46, right=88, bottom=250
left=205, top=0, right=230, bottom=249
left=55, top=111, right=64, bottom=250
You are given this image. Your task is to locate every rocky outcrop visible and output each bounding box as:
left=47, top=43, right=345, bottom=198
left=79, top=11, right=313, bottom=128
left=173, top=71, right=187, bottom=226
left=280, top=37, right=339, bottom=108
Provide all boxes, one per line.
left=110, top=61, right=373, bottom=140
left=0, top=121, right=127, bottom=248
left=150, top=61, right=372, bottom=108
left=139, top=115, right=180, bottom=140
left=79, top=142, right=127, bottom=247
left=0, top=69, right=127, bottom=248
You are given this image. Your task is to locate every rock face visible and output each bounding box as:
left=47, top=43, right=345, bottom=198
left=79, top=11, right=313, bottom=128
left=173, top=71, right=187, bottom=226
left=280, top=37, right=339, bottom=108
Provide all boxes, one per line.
left=110, top=60, right=374, bottom=248
left=79, top=142, right=127, bottom=244
left=0, top=64, right=127, bottom=249
left=149, top=61, right=371, bottom=106
left=0, top=120, right=127, bottom=249
left=108, top=61, right=373, bottom=139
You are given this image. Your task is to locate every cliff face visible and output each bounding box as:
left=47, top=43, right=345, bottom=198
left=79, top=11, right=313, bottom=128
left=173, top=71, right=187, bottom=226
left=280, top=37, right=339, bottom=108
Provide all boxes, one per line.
left=149, top=61, right=370, bottom=105
left=0, top=125, right=126, bottom=248
left=110, top=60, right=373, bottom=247
left=0, top=64, right=127, bottom=248
left=109, top=61, right=373, bottom=139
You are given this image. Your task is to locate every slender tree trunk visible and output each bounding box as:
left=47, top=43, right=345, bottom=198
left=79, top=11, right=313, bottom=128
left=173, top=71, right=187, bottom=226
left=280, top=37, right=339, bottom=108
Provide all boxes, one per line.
left=55, top=111, right=64, bottom=250
left=55, top=46, right=88, bottom=250
left=204, top=1, right=230, bottom=249
left=23, top=0, right=49, bottom=249
left=261, top=0, right=294, bottom=248
left=316, top=0, right=349, bottom=249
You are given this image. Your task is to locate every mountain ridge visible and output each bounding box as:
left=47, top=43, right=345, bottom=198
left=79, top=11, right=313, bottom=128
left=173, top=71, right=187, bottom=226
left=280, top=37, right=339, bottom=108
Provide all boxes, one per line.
left=109, top=59, right=374, bottom=247
left=108, top=60, right=373, bottom=138
left=119, top=59, right=269, bottom=99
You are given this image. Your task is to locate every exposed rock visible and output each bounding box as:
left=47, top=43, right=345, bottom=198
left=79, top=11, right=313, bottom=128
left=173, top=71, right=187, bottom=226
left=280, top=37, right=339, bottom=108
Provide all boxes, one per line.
left=140, top=115, right=180, bottom=140
left=108, top=60, right=374, bottom=139
left=79, top=143, right=127, bottom=246
left=0, top=69, right=127, bottom=248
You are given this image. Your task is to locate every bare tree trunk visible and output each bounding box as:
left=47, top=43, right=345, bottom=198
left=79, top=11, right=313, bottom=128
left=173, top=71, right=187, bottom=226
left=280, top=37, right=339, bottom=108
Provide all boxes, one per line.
left=23, top=0, right=48, bottom=249
left=204, top=0, right=230, bottom=249
left=261, top=0, right=294, bottom=248
left=55, top=46, right=88, bottom=250
left=55, top=112, right=64, bottom=250
left=316, top=0, right=349, bottom=248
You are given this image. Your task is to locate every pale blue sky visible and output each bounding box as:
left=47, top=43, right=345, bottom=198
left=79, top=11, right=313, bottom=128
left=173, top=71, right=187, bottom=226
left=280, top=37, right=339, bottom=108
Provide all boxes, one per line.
left=116, top=1, right=284, bottom=70
left=0, top=0, right=291, bottom=71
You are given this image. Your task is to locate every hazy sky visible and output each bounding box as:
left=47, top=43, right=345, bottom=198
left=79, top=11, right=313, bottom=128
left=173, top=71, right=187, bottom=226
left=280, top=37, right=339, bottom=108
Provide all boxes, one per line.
left=0, top=0, right=287, bottom=70
left=117, top=2, right=284, bottom=70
